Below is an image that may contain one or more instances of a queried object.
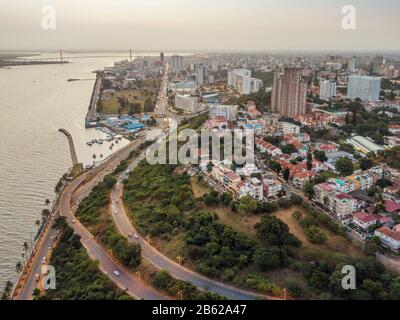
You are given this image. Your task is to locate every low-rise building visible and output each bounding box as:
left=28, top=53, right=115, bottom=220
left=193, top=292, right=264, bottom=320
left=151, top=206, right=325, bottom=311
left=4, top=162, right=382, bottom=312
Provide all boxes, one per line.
left=330, top=193, right=357, bottom=219
left=352, top=211, right=380, bottom=231
left=209, top=104, right=238, bottom=121
left=374, top=227, right=400, bottom=252
left=280, top=122, right=301, bottom=135
left=348, top=172, right=374, bottom=190
left=262, top=177, right=283, bottom=198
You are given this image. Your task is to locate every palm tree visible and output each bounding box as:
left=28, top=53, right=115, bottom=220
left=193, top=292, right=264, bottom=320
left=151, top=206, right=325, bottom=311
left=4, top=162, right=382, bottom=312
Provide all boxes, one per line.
left=45, top=198, right=51, bottom=206
left=41, top=209, right=50, bottom=222
left=1, top=281, right=13, bottom=300
left=15, top=262, right=22, bottom=274
left=23, top=242, right=29, bottom=256
left=100, top=154, right=103, bottom=159
left=35, top=219, right=40, bottom=227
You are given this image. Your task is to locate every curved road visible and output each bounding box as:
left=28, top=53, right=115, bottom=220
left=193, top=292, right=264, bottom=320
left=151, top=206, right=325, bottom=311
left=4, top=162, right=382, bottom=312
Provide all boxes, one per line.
left=110, top=153, right=276, bottom=300
left=18, top=137, right=166, bottom=300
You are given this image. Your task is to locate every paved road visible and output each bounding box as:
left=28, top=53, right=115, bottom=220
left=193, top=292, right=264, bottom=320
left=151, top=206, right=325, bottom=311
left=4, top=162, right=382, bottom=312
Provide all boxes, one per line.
left=18, top=220, right=59, bottom=300
left=110, top=153, right=275, bottom=300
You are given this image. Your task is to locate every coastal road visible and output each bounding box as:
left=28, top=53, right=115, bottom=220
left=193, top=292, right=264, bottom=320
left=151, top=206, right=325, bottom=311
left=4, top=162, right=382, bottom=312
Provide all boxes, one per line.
left=110, top=153, right=272, bottom=300
left=18, top=137, right=167, bottom=300
left=18, top=219, right=59, bottom=300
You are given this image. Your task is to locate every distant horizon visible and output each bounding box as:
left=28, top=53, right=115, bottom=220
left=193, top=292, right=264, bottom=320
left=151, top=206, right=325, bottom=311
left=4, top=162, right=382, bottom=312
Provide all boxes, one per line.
left=2, top=49, right=400, bottom=56
left=2, top=0, right=400, bottom=53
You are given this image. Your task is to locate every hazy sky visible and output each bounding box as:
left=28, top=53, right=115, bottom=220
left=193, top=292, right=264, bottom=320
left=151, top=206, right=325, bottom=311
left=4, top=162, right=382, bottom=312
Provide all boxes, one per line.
left=1, top=0, right=399, bottom=52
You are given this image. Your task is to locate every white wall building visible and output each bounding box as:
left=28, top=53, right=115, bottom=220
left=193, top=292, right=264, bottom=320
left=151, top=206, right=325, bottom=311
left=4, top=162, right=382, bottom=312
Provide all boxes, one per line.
left=209, top=104, right=238, bottom=121
left=175, top=94, right=199, bottom=114
left=375, top=227, right=400, bottom=251
left=347, top=75, right=381, bottom=102
left=281, top=122, right=301, bottom=135
left=319, top=80, right=337, bottom=99
left=227, top=69, right=263, bottom=95
left=194, top=63, right=207, bottom=86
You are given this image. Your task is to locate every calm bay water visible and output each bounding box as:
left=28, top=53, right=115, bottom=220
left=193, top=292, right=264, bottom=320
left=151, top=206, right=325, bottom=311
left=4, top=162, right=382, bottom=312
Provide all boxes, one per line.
left=0, top=52, right=149, bottom=289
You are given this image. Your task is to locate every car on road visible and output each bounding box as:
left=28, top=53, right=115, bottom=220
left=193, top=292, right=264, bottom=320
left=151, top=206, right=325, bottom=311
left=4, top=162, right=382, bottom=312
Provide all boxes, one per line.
left=113, top=271, right=120, bottom=276
left=128, top=233, right=132, bottom=238
left=133, top=233, right=139, bottom=239
left=71, top=219, right=76, bottom=223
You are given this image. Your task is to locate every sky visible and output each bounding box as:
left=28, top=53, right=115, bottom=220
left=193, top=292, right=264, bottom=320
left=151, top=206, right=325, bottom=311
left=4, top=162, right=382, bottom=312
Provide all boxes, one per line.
left=0, top=0, right=399, bottom=52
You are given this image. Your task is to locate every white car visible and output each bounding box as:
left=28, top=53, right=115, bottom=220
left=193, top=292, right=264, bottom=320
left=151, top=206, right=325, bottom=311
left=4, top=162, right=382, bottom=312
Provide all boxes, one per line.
left=113, top=271, right=120, bottom=277
left=71, top=219, right=76, bottom=224
left=133, top=234, right=139, bottom=239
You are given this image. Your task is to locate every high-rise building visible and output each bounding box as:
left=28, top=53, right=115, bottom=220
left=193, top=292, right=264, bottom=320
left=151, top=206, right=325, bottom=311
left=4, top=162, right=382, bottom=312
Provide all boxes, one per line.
left=227, top=69, right=263, bottom=95
left=194, top=63, right=207, bottom=86
left=271, top=67, right=307, bottom=117
left=171, top=55, right=184, bottom=71
left=372, top=56, right=384, bottom=74
left=348, top=56, right=358, bottom=73
left=319, top=80, right=337, bottom=100
left=347, top=75, right=381, bottom=102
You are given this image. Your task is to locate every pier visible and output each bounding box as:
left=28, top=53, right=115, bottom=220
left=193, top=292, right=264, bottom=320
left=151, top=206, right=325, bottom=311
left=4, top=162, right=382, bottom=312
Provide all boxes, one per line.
left=85, top=73, right=102, bottom=128
left=58, top=129, right=79, bottom=166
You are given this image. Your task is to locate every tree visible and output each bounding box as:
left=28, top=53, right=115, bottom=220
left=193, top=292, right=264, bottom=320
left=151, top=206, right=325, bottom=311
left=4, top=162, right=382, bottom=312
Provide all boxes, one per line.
left=313, top=150, right=327, bottom=162
left=253, top=247, right=282, bottom=271
left=255, top=215, right=301, bottom=247
left=335, top=157, right=354, bottom=176
left=304, top=226, right=327, bottom=244
left=360, top=157, right=373, bottom=171
left=303, top=181, right=315, bottom=199
left=374, top=192, right=385, bottom=214
left=144, top=98, right=154, bottom=113
left=15, top=261, right=23, bottom=274
left=281, top=144, right=298, bottom=155
left=364, top=236, right=382, bottom=256
left=1, top=281, right=13, bottom=300
left=236, top=196, right=258, bottom=215
left=283, top=168, right=291, bottom=181
left=268, top=160, right=282, bottom=175
left=103, top=175, right=117, bottom=189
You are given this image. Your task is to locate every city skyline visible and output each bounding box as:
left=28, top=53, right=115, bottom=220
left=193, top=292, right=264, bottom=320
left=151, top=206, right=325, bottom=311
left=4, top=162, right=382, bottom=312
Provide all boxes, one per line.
left=1, top=0, right=400, bottom=52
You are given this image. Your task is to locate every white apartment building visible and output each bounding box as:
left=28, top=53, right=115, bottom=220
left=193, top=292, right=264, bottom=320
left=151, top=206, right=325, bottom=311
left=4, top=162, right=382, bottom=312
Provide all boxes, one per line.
left=347, top=75, right=381, bottom=102
left=209, top=104, right=238, bottom=121
left=348, top=56, right=358, bottom=73
left=227, top=69, right=263, bottom=95
left=281, top=122, right=301, bottom=135
left=262, top=178, right=283, bottom=198
left=238, top=177, right=263, bottom=200
left=175, top=94, right=199, bottom=114
left=375, top=227, right=400, bottom=251
left=319, top=80, right=337, bottom=100
left=194, top=63, right=207, bottom=86
left=329, top=193, right=357, bottom=219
